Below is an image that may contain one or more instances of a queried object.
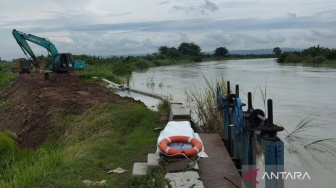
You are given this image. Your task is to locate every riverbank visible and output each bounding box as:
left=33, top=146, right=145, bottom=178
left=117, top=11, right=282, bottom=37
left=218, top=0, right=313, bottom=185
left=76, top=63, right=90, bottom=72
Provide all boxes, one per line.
left=0, top=73, right=169, bottom=187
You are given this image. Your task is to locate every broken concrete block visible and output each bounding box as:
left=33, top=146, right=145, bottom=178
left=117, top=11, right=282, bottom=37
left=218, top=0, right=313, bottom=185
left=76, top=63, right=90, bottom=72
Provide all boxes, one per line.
left=163, top=158, right=190, bottom=172
left=165, top=171, right=204, bottom=188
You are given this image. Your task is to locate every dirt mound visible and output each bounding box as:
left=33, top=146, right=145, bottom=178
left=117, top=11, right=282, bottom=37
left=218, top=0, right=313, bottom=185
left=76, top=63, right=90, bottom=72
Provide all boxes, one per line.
left=0, top=73, right=138, bottom=148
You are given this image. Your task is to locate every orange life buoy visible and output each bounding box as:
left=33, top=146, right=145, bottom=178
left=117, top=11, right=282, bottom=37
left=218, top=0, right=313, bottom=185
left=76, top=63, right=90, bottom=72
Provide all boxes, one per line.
left=158, top=135, right=203, bottom=157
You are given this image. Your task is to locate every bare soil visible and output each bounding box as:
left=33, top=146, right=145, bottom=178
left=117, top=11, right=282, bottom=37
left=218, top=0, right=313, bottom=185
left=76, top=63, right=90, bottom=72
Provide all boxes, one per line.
left=0, top=73, right=139, bottom=148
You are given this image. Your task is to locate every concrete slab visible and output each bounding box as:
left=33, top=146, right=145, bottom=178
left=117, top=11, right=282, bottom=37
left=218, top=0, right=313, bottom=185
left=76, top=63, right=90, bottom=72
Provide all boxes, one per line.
left=164, top=157, right=190, bottom=172
left=165, top=171, right=204, bottom=188
left=147, top=153, right=160, bottom=172
left=198, top=134, right=245, bottom=188
left=169, top=100, right=183, bottom=105
left=132, top=162, right=148, bottom=178
left=169, top=104, right=191, bottom=121
left=128, top=88, right=164, bottom=100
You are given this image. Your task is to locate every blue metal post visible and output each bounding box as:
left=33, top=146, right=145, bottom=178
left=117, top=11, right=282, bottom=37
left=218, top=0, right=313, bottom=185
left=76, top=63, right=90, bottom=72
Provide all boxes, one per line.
left=264, top=141, right=277, bottom=187
left=217, top=82, right=284, bottom=188
left=275, top=141, right=284, bottom=187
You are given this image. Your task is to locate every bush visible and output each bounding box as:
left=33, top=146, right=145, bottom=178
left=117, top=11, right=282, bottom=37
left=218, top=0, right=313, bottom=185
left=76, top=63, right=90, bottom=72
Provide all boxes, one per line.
left=193, top=57, right=203, bottom=62
left=153, top=61, right=161, bottom=66
left=112, top=62, right=133, bottom=75
left=311, top=55, right=328, bottom=64
left=277, top=52, right=290, bottom=63
left=301, top=55, right=313, bottom=64
left=135, top=60, right=149, bottom=70
left=284, top=54, right=301, bottom=63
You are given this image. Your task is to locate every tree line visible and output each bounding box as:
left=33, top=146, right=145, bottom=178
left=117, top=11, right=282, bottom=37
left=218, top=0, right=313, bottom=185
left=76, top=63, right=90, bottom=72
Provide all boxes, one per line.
left=156, top=42, right=229, bottom=61
left=274, top=46, right=336, bottom=64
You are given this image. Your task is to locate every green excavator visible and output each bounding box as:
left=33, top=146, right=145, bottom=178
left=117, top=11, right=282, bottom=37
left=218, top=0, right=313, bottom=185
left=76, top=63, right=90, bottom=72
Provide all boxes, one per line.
left=12, top=29, right=85, bottom=73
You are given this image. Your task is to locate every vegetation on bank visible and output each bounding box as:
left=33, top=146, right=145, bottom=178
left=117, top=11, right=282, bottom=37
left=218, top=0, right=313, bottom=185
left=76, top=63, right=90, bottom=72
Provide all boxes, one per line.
left=275, top=45, right=336, bottom=64
left=0, top=101, right=167, bottom=187
left=0, top=57, right=171, bottom=187
left=0, top=61, right=17, bottom=90
left=3, top=42, right=275, bottom=85
left=186, top=75, right=227, bottom=134
left=70, top=42, right=274, bottom=84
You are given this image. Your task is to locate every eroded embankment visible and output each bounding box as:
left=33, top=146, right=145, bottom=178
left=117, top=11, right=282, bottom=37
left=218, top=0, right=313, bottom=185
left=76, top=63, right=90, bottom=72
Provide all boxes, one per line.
left=0, top=73, right=139, bottom=148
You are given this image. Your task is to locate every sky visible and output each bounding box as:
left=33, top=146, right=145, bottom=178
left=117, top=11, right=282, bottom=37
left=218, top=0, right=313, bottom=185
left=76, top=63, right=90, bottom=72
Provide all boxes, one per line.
left=1, top=0, right=336, bottom=60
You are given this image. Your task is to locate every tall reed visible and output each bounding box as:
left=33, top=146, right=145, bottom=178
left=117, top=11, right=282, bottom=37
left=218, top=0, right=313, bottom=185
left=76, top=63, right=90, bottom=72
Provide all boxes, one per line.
left=185, top=74, right=227, bottom=134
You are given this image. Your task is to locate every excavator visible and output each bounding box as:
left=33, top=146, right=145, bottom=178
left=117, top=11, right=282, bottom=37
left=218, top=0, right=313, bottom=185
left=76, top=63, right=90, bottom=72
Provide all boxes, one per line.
left=12, top=29, right=85, bottom=73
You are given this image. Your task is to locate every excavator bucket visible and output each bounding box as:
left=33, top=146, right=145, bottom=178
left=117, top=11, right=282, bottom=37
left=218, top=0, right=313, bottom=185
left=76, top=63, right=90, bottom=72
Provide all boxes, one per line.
left=35, top=59, right=47, bottom=69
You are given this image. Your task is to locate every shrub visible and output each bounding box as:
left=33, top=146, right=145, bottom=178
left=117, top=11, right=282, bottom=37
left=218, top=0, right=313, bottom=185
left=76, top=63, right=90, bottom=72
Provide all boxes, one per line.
left=311, top=55, right=328, bottom=64
left=135, top=60, right=149, bottom=70
left=284, top=54, right=301, bottom=63
left=301, top=55, right=313, bottom=63
left=153, top=61, right=161, bottom=66
left=193, top=57, right=203, bottom=62
left=277, top=52, right=290, bottom=63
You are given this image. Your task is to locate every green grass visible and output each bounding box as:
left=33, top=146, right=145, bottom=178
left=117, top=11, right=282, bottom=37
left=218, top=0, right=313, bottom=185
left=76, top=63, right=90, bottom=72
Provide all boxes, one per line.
left=185, top=74, right=226, bottom=134
left=131, top=169, right=167, bottom=188
left=0, top=101, right=163, bottom=188
left=0, top=73, right=17, bottom=91
left=0, top=61, right=17, bottom=91
left=75, top=63, right=122, bottom=84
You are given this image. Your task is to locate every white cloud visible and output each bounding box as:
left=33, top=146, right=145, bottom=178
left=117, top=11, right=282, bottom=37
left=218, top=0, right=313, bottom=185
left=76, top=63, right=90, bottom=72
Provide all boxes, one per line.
left=171, top=0, right=219, bottom=15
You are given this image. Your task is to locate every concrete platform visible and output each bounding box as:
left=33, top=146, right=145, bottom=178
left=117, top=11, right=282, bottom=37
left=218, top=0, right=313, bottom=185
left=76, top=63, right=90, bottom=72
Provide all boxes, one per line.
left=169, top=104, right=191, bottom=121
left=198, top=134, right=245, bottom=188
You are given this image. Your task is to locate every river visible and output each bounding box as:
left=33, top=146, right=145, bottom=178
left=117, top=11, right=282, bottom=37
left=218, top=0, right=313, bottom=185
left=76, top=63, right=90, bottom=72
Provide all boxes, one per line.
left=117, top=58, right=336, bottom=186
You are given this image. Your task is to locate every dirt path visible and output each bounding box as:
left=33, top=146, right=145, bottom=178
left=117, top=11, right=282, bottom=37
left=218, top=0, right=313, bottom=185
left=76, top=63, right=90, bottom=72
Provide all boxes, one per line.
left=0, top=73, right=138, bottom=148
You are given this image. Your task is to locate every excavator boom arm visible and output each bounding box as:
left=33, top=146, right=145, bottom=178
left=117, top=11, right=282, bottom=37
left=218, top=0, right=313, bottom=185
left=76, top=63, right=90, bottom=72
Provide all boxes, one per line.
left=12, top=29, right=59, bottom=60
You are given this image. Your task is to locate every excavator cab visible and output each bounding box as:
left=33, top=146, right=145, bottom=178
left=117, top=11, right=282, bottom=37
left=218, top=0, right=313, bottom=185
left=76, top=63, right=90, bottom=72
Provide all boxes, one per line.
left=52, top=53, right=74, bottom=73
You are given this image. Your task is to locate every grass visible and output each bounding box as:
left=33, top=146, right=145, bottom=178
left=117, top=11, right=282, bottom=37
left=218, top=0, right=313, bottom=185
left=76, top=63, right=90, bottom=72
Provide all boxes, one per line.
left=285, top=117, right=314, bottom=139
left=185, top=74, right=227, bottom=134
left=0, top=101, right=164, bottom=188
left=304, top=138, right=336, bottom=156
left=157, top=96, right=171, bottom=113
left=0, top=73, right=17, bottom=91
left=75, top=63, right=123, bottom=84
left=131, top=169, right=167, bottom=188
left=0, top=61, right=18, bottom=91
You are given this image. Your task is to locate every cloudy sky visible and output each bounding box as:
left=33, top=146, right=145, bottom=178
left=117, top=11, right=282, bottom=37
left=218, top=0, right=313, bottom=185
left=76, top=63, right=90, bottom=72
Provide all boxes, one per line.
left=1, top=0, right=336, bottom=60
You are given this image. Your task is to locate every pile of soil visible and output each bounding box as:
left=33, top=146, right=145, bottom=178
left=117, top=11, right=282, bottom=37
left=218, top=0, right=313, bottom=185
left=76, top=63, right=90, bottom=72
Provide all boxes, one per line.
left=0, top=73, right=139, bottom=148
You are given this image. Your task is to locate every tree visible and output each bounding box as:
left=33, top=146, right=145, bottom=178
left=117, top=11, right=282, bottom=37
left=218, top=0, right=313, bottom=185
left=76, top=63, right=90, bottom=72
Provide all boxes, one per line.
left=214, top=47, right=229, bottom=57
left=157, top=46, right=181, bottom=59
left=166, top=47, right=180, bottom=59
left=158, top=45, right=169, bottom=55
left=178, top=42, right=201, bottom=56
left=273, top=47, right=282, bottom=57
